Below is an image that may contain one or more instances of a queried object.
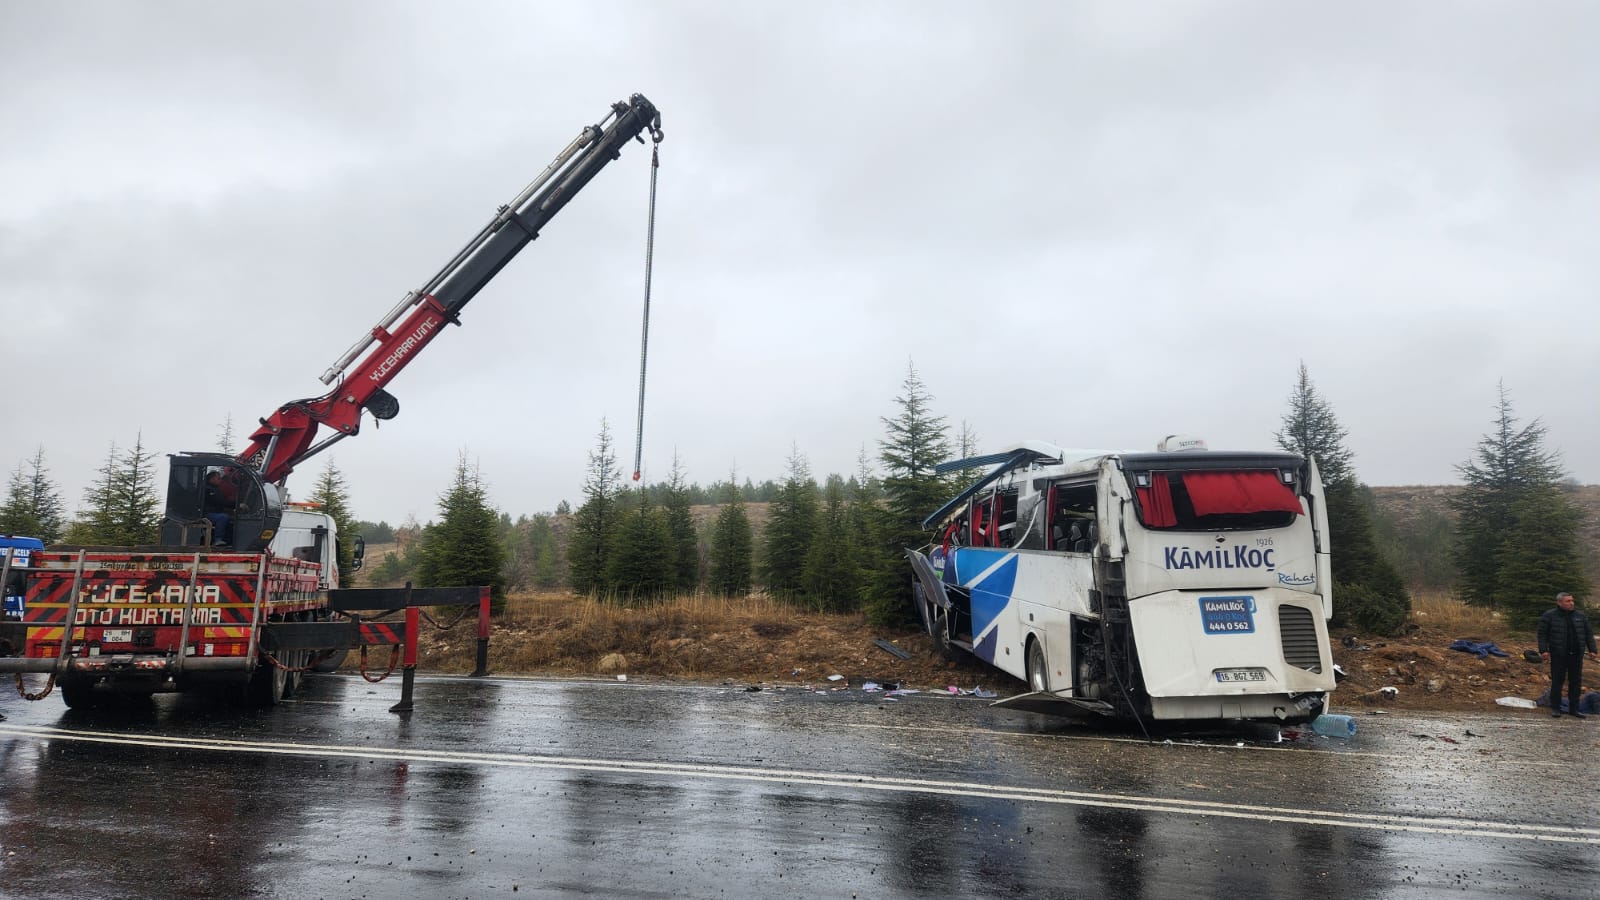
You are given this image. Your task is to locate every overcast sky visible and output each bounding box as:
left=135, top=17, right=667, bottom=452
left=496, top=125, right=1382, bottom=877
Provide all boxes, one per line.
left=2, top=2, right=1596, bottom=527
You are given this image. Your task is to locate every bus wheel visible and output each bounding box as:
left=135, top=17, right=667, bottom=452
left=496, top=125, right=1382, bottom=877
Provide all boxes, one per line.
left=1026, top=639, right=1050, bottom=693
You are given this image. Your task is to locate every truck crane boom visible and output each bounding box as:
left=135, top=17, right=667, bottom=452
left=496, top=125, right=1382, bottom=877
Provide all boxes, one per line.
left=243, top=93, right=662, bottom=486
left=157, top=94, right=661, bottom=553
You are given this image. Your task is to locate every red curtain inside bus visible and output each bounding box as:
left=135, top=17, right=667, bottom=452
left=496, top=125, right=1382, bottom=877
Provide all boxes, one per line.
left=1181, top=471, right=1302, bottom=517
left=1135, top=478, right=1177, bottom=527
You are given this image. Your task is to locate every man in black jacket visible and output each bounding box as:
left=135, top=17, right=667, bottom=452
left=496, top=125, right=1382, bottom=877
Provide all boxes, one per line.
left=1538, top=591, right=1598, bottom=718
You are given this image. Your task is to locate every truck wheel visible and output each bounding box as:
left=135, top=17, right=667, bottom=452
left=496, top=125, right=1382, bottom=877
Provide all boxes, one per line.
left=282, top=653, right=303, bottom=698
left=60, top=678, right=98, bottom=709
left=245, top=660, right=286, bottom=707
left=1026, top=639, right=1050, bottom=694
left=310, top=649, right=348, bottom=673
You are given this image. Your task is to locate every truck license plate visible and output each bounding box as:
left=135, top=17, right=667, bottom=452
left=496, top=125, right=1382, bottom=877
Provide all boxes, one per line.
left=1215, top=667, right=1267, bottom=683
left=101, top=629, right=133, bottom=644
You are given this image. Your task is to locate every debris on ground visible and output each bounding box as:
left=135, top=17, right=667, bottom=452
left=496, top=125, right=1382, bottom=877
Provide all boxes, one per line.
left=1449, top=639, right=1509, bottom=659
left=874, top=638, right=913, bottom=660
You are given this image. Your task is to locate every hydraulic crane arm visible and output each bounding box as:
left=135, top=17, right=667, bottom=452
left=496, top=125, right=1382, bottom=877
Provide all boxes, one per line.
left=239, top=93, right=662, bottom=486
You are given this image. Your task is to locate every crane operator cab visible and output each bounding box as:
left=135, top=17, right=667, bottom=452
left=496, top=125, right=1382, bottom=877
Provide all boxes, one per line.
left=160, top=453, right=283, bottom=552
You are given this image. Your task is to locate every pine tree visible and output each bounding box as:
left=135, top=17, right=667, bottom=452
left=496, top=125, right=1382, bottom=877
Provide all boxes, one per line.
left=217, top=414, right=237, bottom=452
left=840, top=447, right=881, bottom=614
left=707, top=476, right=753, bottom=597
left=1274, top=365, right=1409, bottom=634
left=1275, top=362, right=1354, bottom=489
left=415, top=453, right=507, bottom=608
left=308, top=459, right=360, bottom=586
left=1450, top=383, right=1582, bottom=613
left=534, top=531, right=560, bottom=589
left=1491, top=485, right=1590, bottom=628
left=865, top=363, right=951, bottom=626
left=67, top=435, right=162, bottom=545
left=568, top=420, right=623, bottom=595
left=761, top=446, right=818, bottom=603
left=661, top=454, right=700, bottom=593
left=0, top=446, right=67, bottom=542
left=802, top=474, right=857, bottom=611
left=954, top=421, right=983, bottom=490
left=605, top=492, right=674, bottom=600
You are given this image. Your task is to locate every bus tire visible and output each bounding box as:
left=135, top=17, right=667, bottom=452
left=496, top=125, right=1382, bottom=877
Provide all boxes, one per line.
left=1026, top=638, right=1050, bottom=694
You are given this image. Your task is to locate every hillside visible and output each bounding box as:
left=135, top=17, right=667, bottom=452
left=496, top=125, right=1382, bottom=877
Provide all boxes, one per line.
left=1368, top=483, right=1600, bottom=591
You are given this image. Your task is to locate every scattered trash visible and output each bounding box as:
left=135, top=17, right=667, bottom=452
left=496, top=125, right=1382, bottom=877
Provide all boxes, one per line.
left=1341, top=634, right=1357, bottom=648
left=1449, top=639, right=1509, bottom=659
left=1522, top=649, right=1543, bottom=663
left=1437, top=735, right=1459, bottom=744
left=862, top=681, right=883, bottom=693
left=616, top=674, right=627, bottom=682
left=827, top=674, right=844, bottom=682
left=1332, top=664, right=1348, bottom=683
left=1310, top=713, right=1358, bottom=738
left=1535, top=689, right=1600, bottom=714
left=1495, top=696, right=1537, bottom=709
left=1380, top=686, right=1398, bottom=699
left=974, top=687, right=997, bottom=699
left=790, top=669, right=802, bottom=676
left=743, top=685, right=762, bottom=693
left=874, top=638, right=913, bottom=660
left=947, top=685, right=960, bottom=694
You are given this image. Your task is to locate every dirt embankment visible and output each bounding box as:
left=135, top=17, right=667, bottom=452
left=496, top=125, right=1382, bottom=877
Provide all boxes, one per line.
left=412, top=593, right=1565, bottom=715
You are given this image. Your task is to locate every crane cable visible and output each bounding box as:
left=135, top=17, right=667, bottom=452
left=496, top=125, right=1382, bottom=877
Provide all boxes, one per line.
left=631, top=135, right=661, bottom=481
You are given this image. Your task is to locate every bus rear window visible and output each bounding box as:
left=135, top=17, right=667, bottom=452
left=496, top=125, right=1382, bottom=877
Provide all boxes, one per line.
left=1132, top=470, right=1302, bottom=531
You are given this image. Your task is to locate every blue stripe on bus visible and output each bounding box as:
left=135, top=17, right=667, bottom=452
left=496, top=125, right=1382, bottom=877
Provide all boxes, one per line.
left=953, top=549, right=1018, bottom=654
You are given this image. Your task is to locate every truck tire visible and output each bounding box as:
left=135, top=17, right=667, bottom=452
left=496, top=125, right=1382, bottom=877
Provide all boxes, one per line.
left=310, top=648, right=348, bottom=673
left=59, top=678, right=98, bottom=709
left=244, top=659, right=286, bottom=707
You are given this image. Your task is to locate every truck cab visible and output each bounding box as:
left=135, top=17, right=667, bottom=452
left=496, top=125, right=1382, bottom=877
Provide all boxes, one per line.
left=269, top=504, right=364, bottom=591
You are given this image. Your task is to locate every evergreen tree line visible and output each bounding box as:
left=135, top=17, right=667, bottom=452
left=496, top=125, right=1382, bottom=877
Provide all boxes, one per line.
left=5, top=369, right=1590, bottom=635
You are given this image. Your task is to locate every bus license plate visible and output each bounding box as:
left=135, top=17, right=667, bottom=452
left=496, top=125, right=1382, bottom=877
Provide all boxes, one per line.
left=101, top=629, right=133, bottom=644
left=1215, top=668, right=1266, bottom=683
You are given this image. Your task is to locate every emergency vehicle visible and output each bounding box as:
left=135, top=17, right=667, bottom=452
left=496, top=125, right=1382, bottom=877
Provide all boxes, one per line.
left=0, top=95, right=663, bottom=708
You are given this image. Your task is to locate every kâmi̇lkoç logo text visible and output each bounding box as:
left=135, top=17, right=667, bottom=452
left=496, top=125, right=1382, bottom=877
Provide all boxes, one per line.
left=1165, top=545, right=1276, bottom=572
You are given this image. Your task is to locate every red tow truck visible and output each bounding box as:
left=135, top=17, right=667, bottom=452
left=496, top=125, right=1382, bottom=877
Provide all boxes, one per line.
left=0, top=94, right=663, bottom=708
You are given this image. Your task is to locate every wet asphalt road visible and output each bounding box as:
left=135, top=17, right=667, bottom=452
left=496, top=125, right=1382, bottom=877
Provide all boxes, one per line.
left=0, top=673, right=1596, bottom=899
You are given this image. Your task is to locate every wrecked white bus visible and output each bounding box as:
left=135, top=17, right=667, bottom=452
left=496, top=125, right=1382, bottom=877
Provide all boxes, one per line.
left=907, top=438, right=1336, bottom=725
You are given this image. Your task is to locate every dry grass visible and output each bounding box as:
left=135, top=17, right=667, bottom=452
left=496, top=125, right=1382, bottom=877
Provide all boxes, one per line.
left=413, top=589, right=993, bottom=689
left=1407, top=590, right=1513, bottom=638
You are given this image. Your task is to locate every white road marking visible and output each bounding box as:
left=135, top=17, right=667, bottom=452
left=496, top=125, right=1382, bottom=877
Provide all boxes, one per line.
left=839, top=720, right=1572, bottom=767
left=2, top=724, right=1591, bottom=844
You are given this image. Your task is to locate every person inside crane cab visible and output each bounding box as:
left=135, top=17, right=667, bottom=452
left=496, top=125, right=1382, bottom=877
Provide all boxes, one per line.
left=203, top=469, right=239, bottom=547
